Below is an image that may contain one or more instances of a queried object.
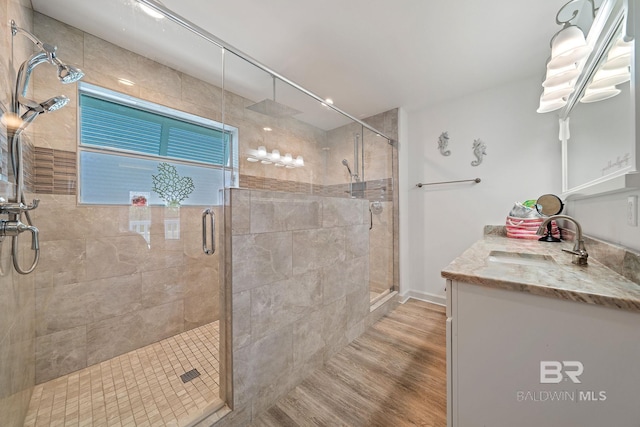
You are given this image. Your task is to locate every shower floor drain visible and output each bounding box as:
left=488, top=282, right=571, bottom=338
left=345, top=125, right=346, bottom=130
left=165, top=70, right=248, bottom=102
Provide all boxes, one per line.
left=180, top=368, right=201, bottom=383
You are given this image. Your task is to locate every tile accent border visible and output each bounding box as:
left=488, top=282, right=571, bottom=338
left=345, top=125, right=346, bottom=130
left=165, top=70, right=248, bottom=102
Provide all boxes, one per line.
left=33, top=147, right=77, bottom=195
left=29, top=155, right=394, bottom=203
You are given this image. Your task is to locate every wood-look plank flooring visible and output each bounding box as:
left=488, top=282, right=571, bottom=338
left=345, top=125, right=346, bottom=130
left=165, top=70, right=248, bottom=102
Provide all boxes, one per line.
left=252, top=300, right=447, bottom=427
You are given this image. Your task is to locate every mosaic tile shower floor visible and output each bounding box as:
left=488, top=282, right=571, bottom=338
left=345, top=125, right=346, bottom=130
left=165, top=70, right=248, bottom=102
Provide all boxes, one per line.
left=24, top=321, right=222, bottom=427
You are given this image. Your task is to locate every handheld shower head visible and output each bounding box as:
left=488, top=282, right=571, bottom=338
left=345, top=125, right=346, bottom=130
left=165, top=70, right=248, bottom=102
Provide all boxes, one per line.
left=40, top=96, right=70, bottom=112
left=19, top=96, right=69, bottom=115
left=341, top=159, right=352, bottom=175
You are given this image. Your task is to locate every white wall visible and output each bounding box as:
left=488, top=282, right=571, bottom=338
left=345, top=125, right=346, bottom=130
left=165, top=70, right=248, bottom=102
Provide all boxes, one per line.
left=399, top=76, right=561, bottom=304
left=566, top=190, right=640, bottom=252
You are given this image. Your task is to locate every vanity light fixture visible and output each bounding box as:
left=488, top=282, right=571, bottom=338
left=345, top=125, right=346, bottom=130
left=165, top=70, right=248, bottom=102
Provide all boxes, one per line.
left=548, top=25, right=592, bottom=70
left=537, top=97, right=568, bottom=114
left=246, top=146, right=304, bottom=168
left=580, top=34, right=632, bottom=102
left=588, top=66, right=630, bottom=89
left=542, top=62, right=579, bottom=88
left=602, top=38, right=632, bottom=69
left=537, top=0, right=598, bottom=113
left=579, top=86, right=621, bottom=103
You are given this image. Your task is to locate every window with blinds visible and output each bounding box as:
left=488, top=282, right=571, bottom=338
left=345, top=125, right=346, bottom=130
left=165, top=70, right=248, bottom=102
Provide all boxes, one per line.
left=78, top=83, right=237, bottom=206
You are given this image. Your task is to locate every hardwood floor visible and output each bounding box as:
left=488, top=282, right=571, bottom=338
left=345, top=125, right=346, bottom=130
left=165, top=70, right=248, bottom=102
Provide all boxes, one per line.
left=252, top=299, right=447, bottom=427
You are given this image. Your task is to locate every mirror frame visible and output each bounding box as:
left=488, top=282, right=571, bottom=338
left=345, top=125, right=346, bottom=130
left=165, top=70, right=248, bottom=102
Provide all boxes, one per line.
left=559, top=0, right=640, bottom=197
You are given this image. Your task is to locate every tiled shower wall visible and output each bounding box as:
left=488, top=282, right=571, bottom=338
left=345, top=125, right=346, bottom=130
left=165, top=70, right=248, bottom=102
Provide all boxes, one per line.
left=31, top=202, right=222, bottom=383
left=24, top=13, right=235, bottom=385
left=0, top=1, right=38, bottom=426
left=324, top=110, right=400, bottom=294
left=226, top=189, right=375, bottom=422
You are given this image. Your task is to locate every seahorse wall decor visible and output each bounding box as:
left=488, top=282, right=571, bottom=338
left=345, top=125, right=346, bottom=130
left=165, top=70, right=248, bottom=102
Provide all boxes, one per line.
left=438, top=131, right=451, bottom=156
left=471, top=139, right=487, bottom=166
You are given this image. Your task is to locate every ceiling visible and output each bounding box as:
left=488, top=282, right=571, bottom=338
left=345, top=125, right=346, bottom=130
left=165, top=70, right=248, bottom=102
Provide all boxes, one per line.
left=31, top=0, right=569, bottom=130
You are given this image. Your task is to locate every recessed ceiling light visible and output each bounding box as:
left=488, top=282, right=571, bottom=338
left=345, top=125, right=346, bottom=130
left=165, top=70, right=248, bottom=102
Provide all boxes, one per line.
left=263, top=127, right=272, bottom=132
left=321, top=98, right=334, bottom=107
left=138, top=1, right=165, bottom=19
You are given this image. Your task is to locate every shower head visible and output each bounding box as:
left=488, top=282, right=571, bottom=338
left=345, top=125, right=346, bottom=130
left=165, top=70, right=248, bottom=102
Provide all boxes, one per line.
left=8, top=96, right=70, bottom=141
left=246, top=98, right=302, bottom=118
left=11, top=21, right=84, bottom=112
left=40, top=96, right=70, bottom=112
left=19, top=96, right=69, bottom=115
left=246, top=75, right=301, bottom=118
left=341, top=159, right=352, bottom=175
left=57, top=64, right=84, bottom=84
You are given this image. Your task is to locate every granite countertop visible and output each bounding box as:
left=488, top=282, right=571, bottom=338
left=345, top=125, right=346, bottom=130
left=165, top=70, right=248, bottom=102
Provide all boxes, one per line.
left=441, top=235, right=640, bottom=312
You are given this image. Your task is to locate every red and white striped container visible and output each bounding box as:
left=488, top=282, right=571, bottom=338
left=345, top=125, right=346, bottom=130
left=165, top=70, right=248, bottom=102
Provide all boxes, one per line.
left=505, top=216, right=560, bottom=240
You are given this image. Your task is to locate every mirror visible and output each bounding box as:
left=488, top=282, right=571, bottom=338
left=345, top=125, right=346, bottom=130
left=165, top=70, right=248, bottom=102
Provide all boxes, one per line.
left=557, top=0, right=638, bottom=196
left=536, top=194, right=564, bottom=242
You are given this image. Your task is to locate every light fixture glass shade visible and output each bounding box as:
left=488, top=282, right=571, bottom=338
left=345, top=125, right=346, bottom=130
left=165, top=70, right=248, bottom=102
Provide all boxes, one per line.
left=295, top=156, right=304, bottom=167
left=283, top=153, right=293, bottom=164
left=271, top=149, right=280, bottom=161
left=580, top=86, right=621, bottom=103
left=537, top=94, right=566, bottom=113
left=603, top=38, right=633, bottom=70
left=548, top=25, right=591, bottom=69
left=588, top=67, right=630, bottom=90
left=541, top=83, right=574, bottom=102
left=257, top=146, right=267, bottom=158
left=542, top=64, right=579, bottom=88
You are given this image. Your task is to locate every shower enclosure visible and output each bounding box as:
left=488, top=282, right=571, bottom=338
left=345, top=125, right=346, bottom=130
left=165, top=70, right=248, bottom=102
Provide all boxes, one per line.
left=0, top=0, right=398, bottom=426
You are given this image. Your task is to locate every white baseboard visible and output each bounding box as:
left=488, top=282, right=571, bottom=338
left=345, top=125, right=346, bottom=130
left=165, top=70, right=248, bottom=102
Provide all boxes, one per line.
left=399, top=290, right=446, bottom=306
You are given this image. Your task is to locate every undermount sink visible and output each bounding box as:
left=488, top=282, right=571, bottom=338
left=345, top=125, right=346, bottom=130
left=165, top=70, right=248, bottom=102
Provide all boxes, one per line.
left=488, top=250, right=556, bottom=267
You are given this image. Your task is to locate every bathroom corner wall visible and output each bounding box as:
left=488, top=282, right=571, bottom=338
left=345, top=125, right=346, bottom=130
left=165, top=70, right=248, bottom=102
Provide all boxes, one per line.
left=227, top=188, right=371, bottom=422
left=403, top=76, right=561, bottom=304
left=0, top=2, right=38, bottom=426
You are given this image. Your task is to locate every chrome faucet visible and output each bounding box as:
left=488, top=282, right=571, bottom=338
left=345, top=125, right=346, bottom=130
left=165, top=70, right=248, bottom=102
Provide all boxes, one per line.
left=536, top=215, right=588, bottom=265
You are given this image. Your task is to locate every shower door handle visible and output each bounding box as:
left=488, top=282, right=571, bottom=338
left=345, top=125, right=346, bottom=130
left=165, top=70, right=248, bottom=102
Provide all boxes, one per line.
left=202, top=208, right=215, bottom=255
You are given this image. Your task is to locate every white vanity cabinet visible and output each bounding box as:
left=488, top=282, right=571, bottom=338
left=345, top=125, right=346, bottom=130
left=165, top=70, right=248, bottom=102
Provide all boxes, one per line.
left=446, top=279, right=640, bottom=427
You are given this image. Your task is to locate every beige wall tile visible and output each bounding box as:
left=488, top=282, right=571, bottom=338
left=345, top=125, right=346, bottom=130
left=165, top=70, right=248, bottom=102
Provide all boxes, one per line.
left=35, top=326, right=86, bottom=383
left=250, top=270, right=322, bottom=340
left=86, top=300, right=183, bottom=366
left=250, top=191, right=322, bottom=233
left=292, top=308, right=324, bottom=370
left=292, top=227, right=345, bottom=275
left=141, top=267, right=185, bottom=308
left=184, top=291, right=218, bottom=330
left=322, top=197, right=365, bottom=227
left=231, top=232, right=292, bottom=292
left=230, top=189, right=251, bottom=235
left=232, top=289, right=251, bottom=350
left=321, top=256, right=368, bottom=305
